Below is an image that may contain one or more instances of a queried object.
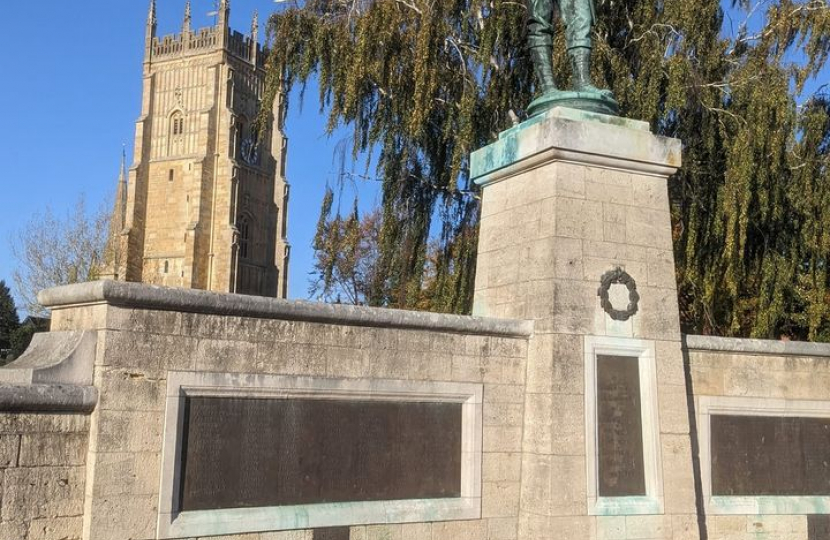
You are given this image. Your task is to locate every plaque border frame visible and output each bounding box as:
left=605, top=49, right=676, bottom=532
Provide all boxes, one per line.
left=583, top=335, right=665, bottom=516
left=698, top=395, right=830, bottom=515
left=157, top=371, right=483, bottom=539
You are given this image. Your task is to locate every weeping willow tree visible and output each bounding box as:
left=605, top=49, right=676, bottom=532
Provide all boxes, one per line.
left=262, top=0, right=830, bottom=339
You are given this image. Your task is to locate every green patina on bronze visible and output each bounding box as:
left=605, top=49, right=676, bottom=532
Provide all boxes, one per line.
left=525, top=0, right=618, bottom=116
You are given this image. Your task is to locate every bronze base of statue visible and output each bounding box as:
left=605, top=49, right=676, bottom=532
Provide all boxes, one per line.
left=527, top=89, right=619, bottom=117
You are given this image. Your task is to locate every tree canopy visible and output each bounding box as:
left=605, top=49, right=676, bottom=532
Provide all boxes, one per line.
left=263, top=0, right=830, bottom=339
left=11, top=196, right=111, bottom=316
left=0, top=280, right=20, bottom=356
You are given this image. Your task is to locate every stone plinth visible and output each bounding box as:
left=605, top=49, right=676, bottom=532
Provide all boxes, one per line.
left=471, top=107, right=697, bottom=540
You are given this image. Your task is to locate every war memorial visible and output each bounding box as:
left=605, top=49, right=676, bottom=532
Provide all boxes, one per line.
left=0, top=1, right=829, bottom=539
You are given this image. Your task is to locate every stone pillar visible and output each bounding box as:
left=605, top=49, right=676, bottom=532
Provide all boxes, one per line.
left=471, top=108, right=699, bottom=540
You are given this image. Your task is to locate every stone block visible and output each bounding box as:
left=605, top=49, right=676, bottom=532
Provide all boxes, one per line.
left=260, top=531, right=313, bottom=540
left=27, top=516, right=83, bottom=540
left=484, top=402, right=524, bottom=427
left=655, top=341, right=686, bottom=387
left=586, top=178, right=633, bottom=205
left=0, top=435, right=19, bottom=468
left=526, top=335, right=554, bottom=394
left=97, top=367, right=165, bottom=412
left=552, top=198, right=604, bottom=241
left=19, top=433, right=87, bottom=467
left=109, top=307, right=183, bottom=335
left=91, top=452, right=160, bottom=497
left=487, top=517, right=518, bottom=540
left=364, top=524, right=401, bottom=540
left=624, top=207, right=673, bottom=250
left=95, top=409, right=162, bottom=454
left=87, top=493, right=157, bottom=540
left=549, top=238, right=584, bottom=281
left=632, top=287, right=682, bottom=342
left=552, top=280, right=604, bottom=336
left=549, top=394, right=584, bottom=456
left=398, top=522, right=431, bottom=540
left=625, top=515, right=668, bottom=540
left=552, top=163, right=587, bottom=199
left=596, top=516, right=625, bottom=540
left=432, top=520, right=486, bottom=540
left=256, top=342, right=327, bottom=376
left=657, top=385, right=691, bottom=434
left=522, top=394, right=552, bottom=454
left=0, top=414, right=88, bottom=435
left=50, top=304, right=108, bottom=331
left=631, top=176, right=670, bottom=210
left=179, top=312, right=229, bottom=339
left=670, top=515, right=699, bottom=540
left=661, top=434, right=697, bottom=515
left=583, top=241, right=648, bottom=263
left=102, top=330, right=197, bottom=374
left=484, top=386, right=525, bottom=407
left=688, top=365, right=725, bottom=396
left=0, top=521, right=27, bottom=540
left=195, top=338, right=258, bottom=372
left=484, top=426, right=523, bottom=453
left=521, top=454, right=586, bottom=516
left=519, top=515, right=593, bottom=540
left=646, top=248, right=677, bottom=290
left=325, top=346, right=371, bottom=379
left=1, top=467, right=84, bottom=520
left=482, top=481, right=521, bottom=517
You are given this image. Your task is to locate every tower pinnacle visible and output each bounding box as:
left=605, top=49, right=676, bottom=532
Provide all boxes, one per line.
left=147, top=0, right=157, bottom=29
left=183, top=1, right=192, bottom=33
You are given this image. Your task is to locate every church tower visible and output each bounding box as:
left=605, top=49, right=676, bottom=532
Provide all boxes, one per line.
left=109, top=0, right=291, bottom=298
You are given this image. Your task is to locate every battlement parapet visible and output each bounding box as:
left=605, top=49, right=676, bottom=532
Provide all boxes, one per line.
left=150, top=26, right=265, bottom=66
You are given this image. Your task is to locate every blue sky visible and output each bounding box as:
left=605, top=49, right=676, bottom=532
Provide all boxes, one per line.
left=0, top=0, right=377, bottom=304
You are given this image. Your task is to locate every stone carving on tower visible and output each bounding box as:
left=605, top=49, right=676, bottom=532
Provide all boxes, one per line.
left=104, top=0, right=291, bottom=298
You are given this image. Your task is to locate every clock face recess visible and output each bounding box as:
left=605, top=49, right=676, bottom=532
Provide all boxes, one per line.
left=241, top=137, right=260, bottom=165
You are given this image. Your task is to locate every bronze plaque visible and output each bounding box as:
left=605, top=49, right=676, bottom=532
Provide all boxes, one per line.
left=711, top=415, right=830, bottom=496
left=596, top=355, right=646, bottom=497
left=178, top=396, right=463, bottom=512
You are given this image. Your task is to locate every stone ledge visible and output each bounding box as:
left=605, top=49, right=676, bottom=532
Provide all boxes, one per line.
left=683, top=334, right=830, bottom=358
left=0, top=384, right=97, bottom=413
left=39, top=281, right=534, bottom=339
left=470, top=107, right=681, bottom=186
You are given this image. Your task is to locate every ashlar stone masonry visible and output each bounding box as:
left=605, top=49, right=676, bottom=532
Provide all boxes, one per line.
left=1, top=107, right=830, bottom=540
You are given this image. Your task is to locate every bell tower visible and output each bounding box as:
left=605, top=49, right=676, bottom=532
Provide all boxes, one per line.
left=110, top=0, right=291, bottom=298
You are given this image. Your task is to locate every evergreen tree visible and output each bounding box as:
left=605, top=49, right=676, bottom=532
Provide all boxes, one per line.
left=263, top=0, right=830, bottom=339
left=0, top=280, right=20, bottom=356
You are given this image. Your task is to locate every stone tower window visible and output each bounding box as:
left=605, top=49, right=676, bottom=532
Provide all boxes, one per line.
left=163, top=260, right=169, bottom=274
left=239, top=217, right=250, bottom=260
left=169, top=111, right=186, bottom=156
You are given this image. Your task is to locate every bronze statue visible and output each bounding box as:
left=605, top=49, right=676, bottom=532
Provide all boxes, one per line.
left=525, top=0, right=618, bottom=116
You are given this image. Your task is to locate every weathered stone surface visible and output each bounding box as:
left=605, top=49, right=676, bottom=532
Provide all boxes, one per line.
left=1, top=467, right=84, bottom=520
left=26, top=516, right=83, bottom=540
left=18, top=433, right=87, bottom=467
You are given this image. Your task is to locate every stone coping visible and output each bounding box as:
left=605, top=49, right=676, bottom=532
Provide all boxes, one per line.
left=39, top=281, right=535, bottom=339
left=470, top=106, right=681, bottom=186
left=683, top=334, right=830, bottom=358
left=0, top=383, right=97, bottom=413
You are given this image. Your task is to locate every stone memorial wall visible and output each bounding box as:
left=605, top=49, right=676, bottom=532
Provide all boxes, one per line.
left=0, top=108, right=828, bottom=540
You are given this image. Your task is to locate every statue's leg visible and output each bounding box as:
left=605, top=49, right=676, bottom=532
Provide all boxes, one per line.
left=560, top=0, right=610, bottom=94
left=526, top=0, right=557, bottom=95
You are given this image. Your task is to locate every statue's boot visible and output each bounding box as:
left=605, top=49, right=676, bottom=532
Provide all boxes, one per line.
left=530, top=45, right=558, bottom=95
left=569, top=48, right=613, bottom=96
